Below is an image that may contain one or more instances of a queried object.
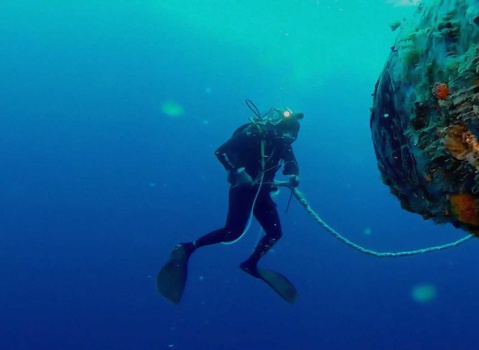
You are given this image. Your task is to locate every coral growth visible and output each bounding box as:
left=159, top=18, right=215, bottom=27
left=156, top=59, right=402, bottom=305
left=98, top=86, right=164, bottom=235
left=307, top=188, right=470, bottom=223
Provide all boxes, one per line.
left=371, top=0, right=479, bottom=231
left=444, top=124, right=468, bottom=159
left=390, top=21, right=402, bottom=31
left=444, top=124, right=479, bottom=167
left=450, top=193, right=479, bottom=227
left=401, top=47, right=422, bottom=67
left=433, top=82, right=450, bottom=99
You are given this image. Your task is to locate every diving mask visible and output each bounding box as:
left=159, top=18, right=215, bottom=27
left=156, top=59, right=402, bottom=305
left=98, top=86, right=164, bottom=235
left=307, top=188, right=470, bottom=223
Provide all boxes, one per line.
left=265, top=107, right=303, bottom=125
left=245, top=100, right=303, bottom=143
left=261, top=107, right=303, bottom=143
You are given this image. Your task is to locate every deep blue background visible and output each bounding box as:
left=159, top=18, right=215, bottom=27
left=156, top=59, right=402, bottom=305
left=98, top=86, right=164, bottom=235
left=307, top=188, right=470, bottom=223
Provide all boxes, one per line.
left=1, top=1, right=478, bottom=349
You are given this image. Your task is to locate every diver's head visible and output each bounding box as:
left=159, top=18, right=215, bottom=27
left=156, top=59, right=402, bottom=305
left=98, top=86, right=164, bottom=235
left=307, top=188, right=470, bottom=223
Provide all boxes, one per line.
left=263, top=107, right=304, bottom=143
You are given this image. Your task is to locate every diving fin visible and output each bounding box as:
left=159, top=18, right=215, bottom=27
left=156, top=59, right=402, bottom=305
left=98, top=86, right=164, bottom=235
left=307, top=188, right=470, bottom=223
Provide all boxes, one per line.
left=157, top=244, right=191, bottom=304
left=241, top=264, right=298, bottom=304
left=257, top=268, right=298, bottom=304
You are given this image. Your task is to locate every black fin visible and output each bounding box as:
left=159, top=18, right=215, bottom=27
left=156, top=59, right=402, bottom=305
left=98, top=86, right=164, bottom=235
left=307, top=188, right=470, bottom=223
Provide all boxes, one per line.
left=257, top=268, right=298, bottom=304
left=157, top=244, right=191, bottom=304
left=241, top=265, right=298, bottom=304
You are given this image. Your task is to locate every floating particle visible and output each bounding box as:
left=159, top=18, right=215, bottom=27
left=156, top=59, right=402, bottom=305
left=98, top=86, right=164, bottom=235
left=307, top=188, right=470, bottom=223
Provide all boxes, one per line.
left=411, top=283, right=437, bottom=304
left=161, top=101, right=185, bottom=117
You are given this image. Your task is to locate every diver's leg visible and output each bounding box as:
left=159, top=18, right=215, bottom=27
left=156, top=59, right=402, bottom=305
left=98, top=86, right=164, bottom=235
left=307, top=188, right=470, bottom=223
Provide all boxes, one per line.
left=183, top=186, right=256, bottom=252
left=158, top=186, right=255, bottom=303
left=240, top=192, right=282, bottom=273
left=239, top=192, right=298, bottom=303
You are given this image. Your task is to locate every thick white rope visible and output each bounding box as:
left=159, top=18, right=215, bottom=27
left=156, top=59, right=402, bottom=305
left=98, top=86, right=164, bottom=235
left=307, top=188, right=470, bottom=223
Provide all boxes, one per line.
left=275, top=182, right=474, bottom=257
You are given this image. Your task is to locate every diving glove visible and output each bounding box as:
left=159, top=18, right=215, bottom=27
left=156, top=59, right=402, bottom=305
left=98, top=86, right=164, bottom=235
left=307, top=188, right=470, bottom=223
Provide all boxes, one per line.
left=289, top=175, right=300, bottom=188
left=228, top=167, right=253, bottom=187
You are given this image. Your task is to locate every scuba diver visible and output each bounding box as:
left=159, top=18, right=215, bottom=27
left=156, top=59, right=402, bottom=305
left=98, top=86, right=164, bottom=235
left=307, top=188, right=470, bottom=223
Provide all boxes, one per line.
left=157, top=100, right=303, bottom=304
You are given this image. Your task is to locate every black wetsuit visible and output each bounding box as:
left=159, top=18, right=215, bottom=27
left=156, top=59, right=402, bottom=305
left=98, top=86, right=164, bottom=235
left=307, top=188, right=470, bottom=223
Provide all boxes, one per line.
left=191, top=123, right=299, bottom=267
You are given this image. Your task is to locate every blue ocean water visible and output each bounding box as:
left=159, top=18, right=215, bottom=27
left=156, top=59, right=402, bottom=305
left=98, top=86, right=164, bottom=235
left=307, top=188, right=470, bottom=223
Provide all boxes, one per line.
left=1, top=1, right=478, bottom=349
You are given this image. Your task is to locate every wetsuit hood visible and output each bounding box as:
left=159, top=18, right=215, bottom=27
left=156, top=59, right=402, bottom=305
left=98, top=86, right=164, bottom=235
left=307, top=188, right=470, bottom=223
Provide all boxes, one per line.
left=263, top=107, right=303, bottom=143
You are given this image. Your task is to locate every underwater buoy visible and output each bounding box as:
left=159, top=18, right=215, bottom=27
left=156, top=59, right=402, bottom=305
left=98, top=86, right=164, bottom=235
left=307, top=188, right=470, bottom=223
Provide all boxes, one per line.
left=370, top=0, right=479, bottom=235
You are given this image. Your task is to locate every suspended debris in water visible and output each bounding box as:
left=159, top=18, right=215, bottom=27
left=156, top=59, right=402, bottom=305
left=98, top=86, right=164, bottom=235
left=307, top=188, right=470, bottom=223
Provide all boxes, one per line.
left=161, top=100, right=185, bottom=117
left=411, top=283, right=437, bottom=304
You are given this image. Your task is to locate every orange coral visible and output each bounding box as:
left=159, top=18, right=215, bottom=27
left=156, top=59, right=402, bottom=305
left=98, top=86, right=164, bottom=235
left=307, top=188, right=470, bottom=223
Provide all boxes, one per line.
left=450, top=194, right=479, bottom=227
left=433, top=82, right=449, bottom=100
left=444, top=124, right=479, bottom=167
left=444, top=124, right=468, bottom=159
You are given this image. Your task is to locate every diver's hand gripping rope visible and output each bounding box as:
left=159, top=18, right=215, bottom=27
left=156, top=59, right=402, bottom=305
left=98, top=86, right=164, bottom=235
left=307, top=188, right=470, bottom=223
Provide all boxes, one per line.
left=275, top=182, right=474, bottom=257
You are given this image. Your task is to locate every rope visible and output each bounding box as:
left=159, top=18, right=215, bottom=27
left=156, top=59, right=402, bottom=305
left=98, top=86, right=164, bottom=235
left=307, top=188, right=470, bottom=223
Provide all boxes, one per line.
left=275, top=182, right=474, bottom=257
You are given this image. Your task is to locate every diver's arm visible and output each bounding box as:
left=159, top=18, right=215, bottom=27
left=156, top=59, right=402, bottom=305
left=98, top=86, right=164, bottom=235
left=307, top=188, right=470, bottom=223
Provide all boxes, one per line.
left=282, top=143, right=299, bottom=176
left=214, top=130, right=247, bottom=171
left=282, top=143, right=300, bottom=187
